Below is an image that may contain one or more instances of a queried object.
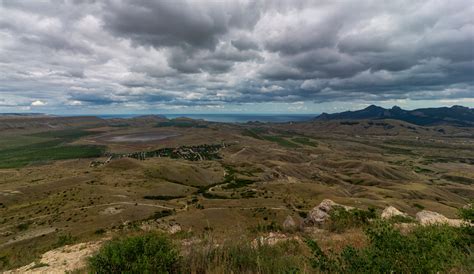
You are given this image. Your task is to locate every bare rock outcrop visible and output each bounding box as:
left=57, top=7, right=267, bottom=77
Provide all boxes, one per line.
left=282, top=215, right=297, bottom=231
left=304, top=199, right=353, bottom=226
left=252, top=232, right=300, bottom=247
left=381, top=206, right=407, bottom=219
left=141, top=220, right=182, bottom=234
left=416, top=210, right=463, bottom=226
left=168, top=224, right=182, bottom=234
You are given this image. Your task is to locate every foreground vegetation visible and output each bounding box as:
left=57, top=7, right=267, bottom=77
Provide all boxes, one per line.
left=307, top=222, right=472, bottom=273
left=89, top=234, right=306, bottom=273
left=89, top=234, right=179, bottom=273
left=87, top=206, right=473, bottom=273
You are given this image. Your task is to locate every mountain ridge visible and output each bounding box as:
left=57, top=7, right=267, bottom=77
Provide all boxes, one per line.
left=315, top=105, right=474, bottom=126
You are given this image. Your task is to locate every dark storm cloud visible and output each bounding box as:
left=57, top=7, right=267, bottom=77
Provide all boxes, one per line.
left=231, top=36, right=259, bottom=51
left=68, top=92, right=119, bottom=105
left=0, top=0, right=473, bottom=112
left=102, top=0, right=261, bottom=50
left=167, top=45, right=262, bottom=74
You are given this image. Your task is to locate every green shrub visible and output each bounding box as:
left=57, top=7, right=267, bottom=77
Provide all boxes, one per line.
left=298, top=211, right=308, bottom=218
left=144, top=210, right=174, bottom=221
left=459, top=203, right=473, bottom=224
left=94, top=229, right=106, bottom=235
left=325, top=207, right=376, bottom=233
left=307, top=221, right=472, bottom=273
left=413, top=203, right=425, bottom=209
left=89, top=233, right=179, bottom=273
left=222, top=178, right=254, bottom=189
left=458, top=203, right=474, bottom=261
left=16, top=222, right=30, bottom=231
left=202, top=191, right=230, bottom=199
left=241, top=190, right=257, bottom=198
left=387, top=214, right=415, bottom=224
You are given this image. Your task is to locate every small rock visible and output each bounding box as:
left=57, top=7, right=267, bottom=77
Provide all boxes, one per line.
left=381, top=206, right=407, bottom=219
left=168, top=224, right=181, bottom=234
left=282, top=215, right=297, bottom=231
left=304, top=199, right=353, bottom=226
left=462, top=203, right=472, bottom=210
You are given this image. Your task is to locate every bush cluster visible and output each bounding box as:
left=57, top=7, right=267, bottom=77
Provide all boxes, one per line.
left=89, top=233, right=179, bottom=273
left=89, top=234, right=304, bottom=273
left=307, top=219, right=473, bottom=273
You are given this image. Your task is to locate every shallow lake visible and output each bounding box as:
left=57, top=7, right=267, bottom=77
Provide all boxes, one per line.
left=109, top=132, right=180, bottom=142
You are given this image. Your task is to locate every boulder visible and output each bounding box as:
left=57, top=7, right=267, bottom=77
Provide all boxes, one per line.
left=304, top=199, right=353, bottom=226
left=416, top=210, right=463, bottom=226
left=381, top=206, right=407, bottom=219
left=282, top=215, right=297, bottom=231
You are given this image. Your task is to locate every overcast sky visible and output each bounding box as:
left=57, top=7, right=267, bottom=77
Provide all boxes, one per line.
left=0, top=0, right=473, bottom=114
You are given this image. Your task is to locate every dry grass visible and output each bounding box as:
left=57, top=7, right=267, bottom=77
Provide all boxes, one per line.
left=0, top=120, right=473, bottom=271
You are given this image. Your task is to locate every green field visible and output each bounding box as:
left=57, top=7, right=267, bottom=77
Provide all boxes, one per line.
left=0, top=136, right=50, bottom=150
left=262, top=135, right=300, bottom=148
left=291, top=137, right=318, bottom=147
left=0, top=129, right=105, bottom=168
left=241, top=129, right=307, bottom=148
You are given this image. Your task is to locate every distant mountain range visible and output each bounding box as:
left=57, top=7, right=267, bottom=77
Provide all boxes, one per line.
left=0, top=113, right=47, bottom=117
left=315, top=105, right=474, bottom=126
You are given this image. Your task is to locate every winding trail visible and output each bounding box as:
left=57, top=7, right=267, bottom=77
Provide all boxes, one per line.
left=202, top=206, right=287, bottom=210
left=76, top=201, right=175, bottom=211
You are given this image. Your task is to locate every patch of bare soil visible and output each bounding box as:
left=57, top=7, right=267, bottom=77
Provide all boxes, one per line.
left=100, top=206, right=124, bottom=215
left=5, top=240, right=103, bottom=274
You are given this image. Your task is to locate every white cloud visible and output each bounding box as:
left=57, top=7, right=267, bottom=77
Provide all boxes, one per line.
left=31, top=100, right=46, bottom=106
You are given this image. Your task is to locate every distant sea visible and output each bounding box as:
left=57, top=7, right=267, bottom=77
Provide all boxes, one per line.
left=97, top=114, right=318, bottom=123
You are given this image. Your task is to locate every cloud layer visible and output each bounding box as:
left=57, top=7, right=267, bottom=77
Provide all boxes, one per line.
left=0, top=0, right=473, bottom=113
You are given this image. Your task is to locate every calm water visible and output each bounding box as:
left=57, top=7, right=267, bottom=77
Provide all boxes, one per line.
left=98, top=114, right=317, bottom=123
left=109, top=132, right=181, bottom=142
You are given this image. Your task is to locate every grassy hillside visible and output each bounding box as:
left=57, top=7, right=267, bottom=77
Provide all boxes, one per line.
left=85, top=206, right=473, bottom=273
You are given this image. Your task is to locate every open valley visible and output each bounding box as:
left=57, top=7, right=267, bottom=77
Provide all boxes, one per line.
left=0, top=112, right=473, bottom=272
